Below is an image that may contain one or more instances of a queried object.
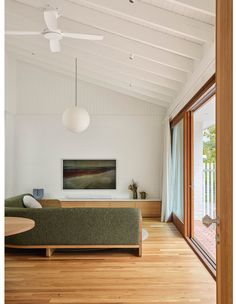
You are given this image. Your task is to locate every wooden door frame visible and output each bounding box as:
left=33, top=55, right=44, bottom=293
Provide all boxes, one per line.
left=170, top=77, right=216, bottom=246
left=171, top=80, right=217, bottom=278
left=185, top=87, right=217, bottom=278
left=170, top=0, right=233, bottom=302
left=216, top=0, right=233, bottom=303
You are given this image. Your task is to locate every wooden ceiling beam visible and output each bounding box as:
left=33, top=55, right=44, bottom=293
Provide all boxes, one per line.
left=6, top=44, right=172, bottom=107
left=5, top=35, right=182, bottom=91
left=166, top=0, right=215, bottom=16
left=6, top=41, right=176, bottom=97
left=77, top=0, right=214, bottom=43
left=6, top=0, right=194, bottom=72
left=15, top=0, right=203, bottom=59
left=168, top=42, right=215, bottom=118
left=6, top=14, right=187, bottom=83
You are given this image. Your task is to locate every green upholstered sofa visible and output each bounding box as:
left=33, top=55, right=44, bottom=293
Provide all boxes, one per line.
left=5, top=194, right=142, bottom=257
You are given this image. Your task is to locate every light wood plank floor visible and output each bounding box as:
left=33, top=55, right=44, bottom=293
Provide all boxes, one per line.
left=5, top=219, right=216, bottom=304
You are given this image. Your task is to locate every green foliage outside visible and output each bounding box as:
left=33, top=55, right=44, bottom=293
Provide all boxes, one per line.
left=203, top=125, right=216, bottom=163
left=203, top=125, right=216, bottom=204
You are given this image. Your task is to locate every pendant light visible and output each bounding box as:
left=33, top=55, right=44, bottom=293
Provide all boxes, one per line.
left=62, top=58, right=90, bottom=133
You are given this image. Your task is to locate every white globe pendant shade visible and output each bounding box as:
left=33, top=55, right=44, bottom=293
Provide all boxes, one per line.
left=62, top=106, right=90, bottom=133
left=62, top=58, right=90, bottom=133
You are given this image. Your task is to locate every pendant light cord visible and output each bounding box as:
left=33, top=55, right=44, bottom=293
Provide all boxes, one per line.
left=75, top=57, right=78, bottom=107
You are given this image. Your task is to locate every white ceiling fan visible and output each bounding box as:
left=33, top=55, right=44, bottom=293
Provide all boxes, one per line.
left=5, top=9, right=104, bottom=53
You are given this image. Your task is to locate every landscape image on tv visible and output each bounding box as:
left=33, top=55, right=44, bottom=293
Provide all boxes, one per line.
left=63, top=159, right=116, bottom=189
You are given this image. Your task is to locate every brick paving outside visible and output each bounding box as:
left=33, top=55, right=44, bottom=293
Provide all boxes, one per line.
left=194, top=220, right=216, bottom=261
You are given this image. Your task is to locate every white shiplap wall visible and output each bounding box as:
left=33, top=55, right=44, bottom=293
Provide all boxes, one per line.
left=16, top=60, right=166, bottom=116
left=6, top=57, right=165, bottom=199
left=5, top=55, right=17, bottom=197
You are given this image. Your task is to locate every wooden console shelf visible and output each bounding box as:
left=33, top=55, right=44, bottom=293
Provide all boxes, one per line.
left=60, top=199, right=161, bottom=218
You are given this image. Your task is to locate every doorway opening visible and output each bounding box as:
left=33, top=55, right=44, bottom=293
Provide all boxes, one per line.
left=192, top=95, right=216, bottom=265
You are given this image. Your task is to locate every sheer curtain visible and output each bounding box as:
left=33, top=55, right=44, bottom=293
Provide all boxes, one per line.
left=161, top=119, right=172, bottom=222
left=161, top=119, right=184, bottom=222
left=171, top=120, right=184, bottom=221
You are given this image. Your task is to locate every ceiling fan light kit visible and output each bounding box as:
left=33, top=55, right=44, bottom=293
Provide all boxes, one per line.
left=62, top=58, right=90, bottom=133
left=43, top=30, right=62, bottom=41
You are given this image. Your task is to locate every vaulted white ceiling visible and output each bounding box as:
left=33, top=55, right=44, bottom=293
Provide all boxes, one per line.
left=5, top=0, right=215, bottom=108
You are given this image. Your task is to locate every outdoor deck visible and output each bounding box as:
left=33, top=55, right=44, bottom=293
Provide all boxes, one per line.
left=194, top=220, right=216, bottom=260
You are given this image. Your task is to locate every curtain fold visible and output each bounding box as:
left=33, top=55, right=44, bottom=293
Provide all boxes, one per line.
left=161, top=119, right=172, bottom=222
left=161, top=119, right=184, bottom=222
left=171, top=121, right=184, bottom=221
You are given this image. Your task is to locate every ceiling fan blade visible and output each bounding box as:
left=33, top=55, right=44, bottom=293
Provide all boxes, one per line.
left=44, top=10, right=59, bottom=31
left=49, top=39, right=61, bottom=53
left=5, top=31, right=41, bottom=35
left=62, top=33, right=103, bottom=40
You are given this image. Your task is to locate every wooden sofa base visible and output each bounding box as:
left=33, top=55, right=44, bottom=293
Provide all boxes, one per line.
left=5, top=244, right=142, bottom=257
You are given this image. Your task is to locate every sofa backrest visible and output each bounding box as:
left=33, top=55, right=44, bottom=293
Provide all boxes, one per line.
left=5, top=207, right=141, bottom=246
left=5, top=193, right=32, bottom=208
left=5, top=194, right=61, bottom=208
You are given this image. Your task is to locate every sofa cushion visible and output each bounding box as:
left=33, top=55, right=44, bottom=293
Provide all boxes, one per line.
left=23, top=195, right=42, bottom=209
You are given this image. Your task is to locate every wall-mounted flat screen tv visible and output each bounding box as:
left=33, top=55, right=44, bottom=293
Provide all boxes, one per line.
left=63, top=159, right=116, bottom=189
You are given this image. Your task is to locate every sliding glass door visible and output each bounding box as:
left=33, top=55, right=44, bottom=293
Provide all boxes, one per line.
left=170, top=80, right=217, bottom=274
left=192, top=95, right=216, bottom=263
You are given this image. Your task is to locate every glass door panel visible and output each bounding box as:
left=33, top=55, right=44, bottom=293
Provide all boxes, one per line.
left=193, top=96, right=216, bottom=263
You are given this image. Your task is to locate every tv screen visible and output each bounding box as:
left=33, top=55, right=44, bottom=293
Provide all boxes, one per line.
left=63, top=159, right=116, bottom=189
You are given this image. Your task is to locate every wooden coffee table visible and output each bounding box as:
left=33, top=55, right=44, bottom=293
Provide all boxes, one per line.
left=5, top=217, right=35, bottom=237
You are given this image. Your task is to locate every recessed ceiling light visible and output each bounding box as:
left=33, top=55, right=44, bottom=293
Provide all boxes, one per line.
left=129, top=53, right=135, bottom=60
